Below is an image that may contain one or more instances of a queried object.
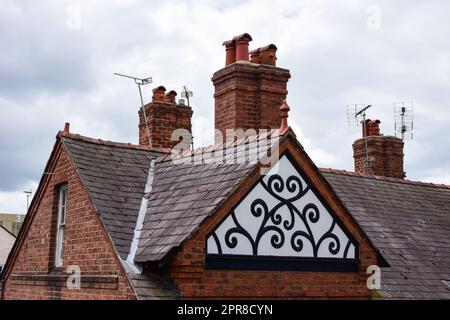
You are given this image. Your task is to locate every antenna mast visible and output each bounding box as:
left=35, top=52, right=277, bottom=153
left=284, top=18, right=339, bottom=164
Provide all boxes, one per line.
left=114, top=73, right=153, bottom=146
left=347, top=104, right=373, bottom=174
left=181, top=86, right=194, bottom=150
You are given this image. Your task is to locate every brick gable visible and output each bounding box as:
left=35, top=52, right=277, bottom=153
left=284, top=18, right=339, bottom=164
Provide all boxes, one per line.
left=167, top=134, right=378, bottom=299
left=1, top=141, right=135, bottom=300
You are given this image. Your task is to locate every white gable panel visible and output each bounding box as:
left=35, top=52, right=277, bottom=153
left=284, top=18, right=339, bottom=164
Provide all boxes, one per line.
left=207, top=154, right=358, bottom=262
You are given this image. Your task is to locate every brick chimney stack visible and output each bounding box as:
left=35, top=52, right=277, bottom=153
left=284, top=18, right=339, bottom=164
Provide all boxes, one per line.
left=138, top=86, right=193, bottom=149
left=353, top=119, right=405, bottom=179
left=212, top=33, right=291, bottom=141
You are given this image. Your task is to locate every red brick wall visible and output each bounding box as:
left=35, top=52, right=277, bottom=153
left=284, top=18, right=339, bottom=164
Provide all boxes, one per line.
left=139, top=102, right=192, bottom=149
left=168, top=138, right=377, bottom=299
left=2, top=143, right=135, bottom=300
left=212, top=62, right=290, bottom=142
left=353, top=135, right=404, bottom=179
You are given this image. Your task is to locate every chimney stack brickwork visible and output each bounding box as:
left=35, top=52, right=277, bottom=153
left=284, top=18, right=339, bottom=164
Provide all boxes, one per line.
left=138, top=86, right=192, bottom=149
left=213, top=34, right=290, bottom=140
left=353, top=120, right=405, bottom=179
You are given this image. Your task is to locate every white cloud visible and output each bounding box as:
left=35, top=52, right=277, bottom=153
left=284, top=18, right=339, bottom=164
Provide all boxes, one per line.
left=1, top=0, right=450, bottom=212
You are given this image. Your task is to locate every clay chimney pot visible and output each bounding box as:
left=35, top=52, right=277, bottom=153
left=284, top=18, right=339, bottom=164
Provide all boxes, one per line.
left=223, top=39, right=236, bottom=66
left=164, top=90, right=177, bottom=104
left=152, top=86, right=166, bottom=102
left=249, top=47, right=261, bottom=64
left=233, top=33, right=252, bottom=62
left=259, top=44, right=277, bottom=66
left=63, top=122, right=70, bottom=134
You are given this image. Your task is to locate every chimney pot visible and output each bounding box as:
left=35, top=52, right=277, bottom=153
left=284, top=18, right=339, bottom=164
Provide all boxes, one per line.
left=152, top=86, right=166, bottom=102
left=233, top=33, right=252, bottom=62
left=164, top=90, right=177, bottom=104
left=63, top=122, right=70, bottom=134
left=368, top=119, right=381, bottom=136
left=259, top=44, right=277, bottom=66
left=363, top=119, right=381, bottom=137
left=223, top=39, right=236, bottom=66
left=249, top=47, right=261, bottom=64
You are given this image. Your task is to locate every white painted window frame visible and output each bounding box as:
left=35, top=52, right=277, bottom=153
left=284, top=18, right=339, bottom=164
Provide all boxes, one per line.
left=55, top=184, right=68, bottom=268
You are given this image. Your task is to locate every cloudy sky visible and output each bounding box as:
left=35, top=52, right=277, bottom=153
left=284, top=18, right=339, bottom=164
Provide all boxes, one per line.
left=1, top=0, right=449, bottom=214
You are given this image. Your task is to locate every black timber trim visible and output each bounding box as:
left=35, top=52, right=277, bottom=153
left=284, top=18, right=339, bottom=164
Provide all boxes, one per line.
left=205, top=254, right=359, bottom=272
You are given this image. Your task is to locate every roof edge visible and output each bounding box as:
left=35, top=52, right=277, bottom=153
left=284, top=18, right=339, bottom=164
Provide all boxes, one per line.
left=58, top=131, right=171, bottom=154
left=156, top=128, right=296, bottom=164
left=320, top=168, right=450, bottom=190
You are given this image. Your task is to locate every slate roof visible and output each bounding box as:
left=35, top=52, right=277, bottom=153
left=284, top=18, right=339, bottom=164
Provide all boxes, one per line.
left=134, top=160, right=256, bottom=262
left=128, top=271, right=180, bottom=300
left=132, top=130, right=281, bottom=262
left=61, top=133, right=166, bottom=258
left=322, top=169, right=450, bottom=299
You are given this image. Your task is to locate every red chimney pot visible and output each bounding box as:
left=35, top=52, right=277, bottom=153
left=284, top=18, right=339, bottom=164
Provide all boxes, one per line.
left=164, top=90, right=177, bottom=104
left=363, top=119, right=381, bottom=137
left=259, top=44, right=277, bottom=66
left=233, top=33, right=252, bottom=62
left=223, top=39, right=236, bottom=66
left=152, top=86, right=166, bottom=102
left=63, top=122, right=70, bottom=134
left=249, top=47, right=261, bottom=63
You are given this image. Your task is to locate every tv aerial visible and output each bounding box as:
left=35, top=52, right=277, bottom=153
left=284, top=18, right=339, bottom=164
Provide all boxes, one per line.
left=181, top=85, right=193, bottom=108
left=394, top=102, right=414, bottom=140
left=114, top=73, right=153, bottom=146
left=346, top=104, right=373, bottom=174
left=347, top=104, right=372, bottom=127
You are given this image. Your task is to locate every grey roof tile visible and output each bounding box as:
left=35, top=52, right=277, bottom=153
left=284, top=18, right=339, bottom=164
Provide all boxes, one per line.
left=128, top=271, right=180, bottom=300
left=62, top=135, right=163, bottom=259
left=322, top=170, right=450, bottom=299
left=133, top=160, right=255, bottom=262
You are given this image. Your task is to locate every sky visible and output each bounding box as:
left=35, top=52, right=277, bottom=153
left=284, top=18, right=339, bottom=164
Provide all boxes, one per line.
left=1, top=0, right=449, bottom=214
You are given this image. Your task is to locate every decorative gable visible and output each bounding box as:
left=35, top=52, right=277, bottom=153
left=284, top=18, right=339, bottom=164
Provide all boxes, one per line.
left=206, top=152, right=359, bottom=272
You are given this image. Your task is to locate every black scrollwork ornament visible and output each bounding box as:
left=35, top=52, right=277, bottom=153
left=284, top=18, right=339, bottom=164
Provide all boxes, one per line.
left=220, top=173, right=345, bottom=258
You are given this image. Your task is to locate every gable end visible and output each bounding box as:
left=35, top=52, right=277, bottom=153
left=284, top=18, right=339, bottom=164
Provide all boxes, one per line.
left=205, top=151, right=359, bottom=272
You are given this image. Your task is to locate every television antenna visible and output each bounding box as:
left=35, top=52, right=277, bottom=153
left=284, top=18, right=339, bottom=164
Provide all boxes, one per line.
left=347, top=104, right=372, bottom=126
left=394, top=102, right=414, bottom=140
left=114, top=73, right=153, bottom=146
left=181, top=85, right=193, bottom=107
left=346, top=104, right=373, bottom=174
left=181, top=85, right=194, bottom=150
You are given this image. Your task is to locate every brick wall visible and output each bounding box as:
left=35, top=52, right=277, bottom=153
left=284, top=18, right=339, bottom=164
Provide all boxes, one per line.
left=138, top=100, right=193, bottom=149
left=2, top=143, right=135, bottom=300
left=212, top=62, right=290, bottom=141
left=353, top=135, right=404, bottom=179
left=168, top=138, right=377, bottom=299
